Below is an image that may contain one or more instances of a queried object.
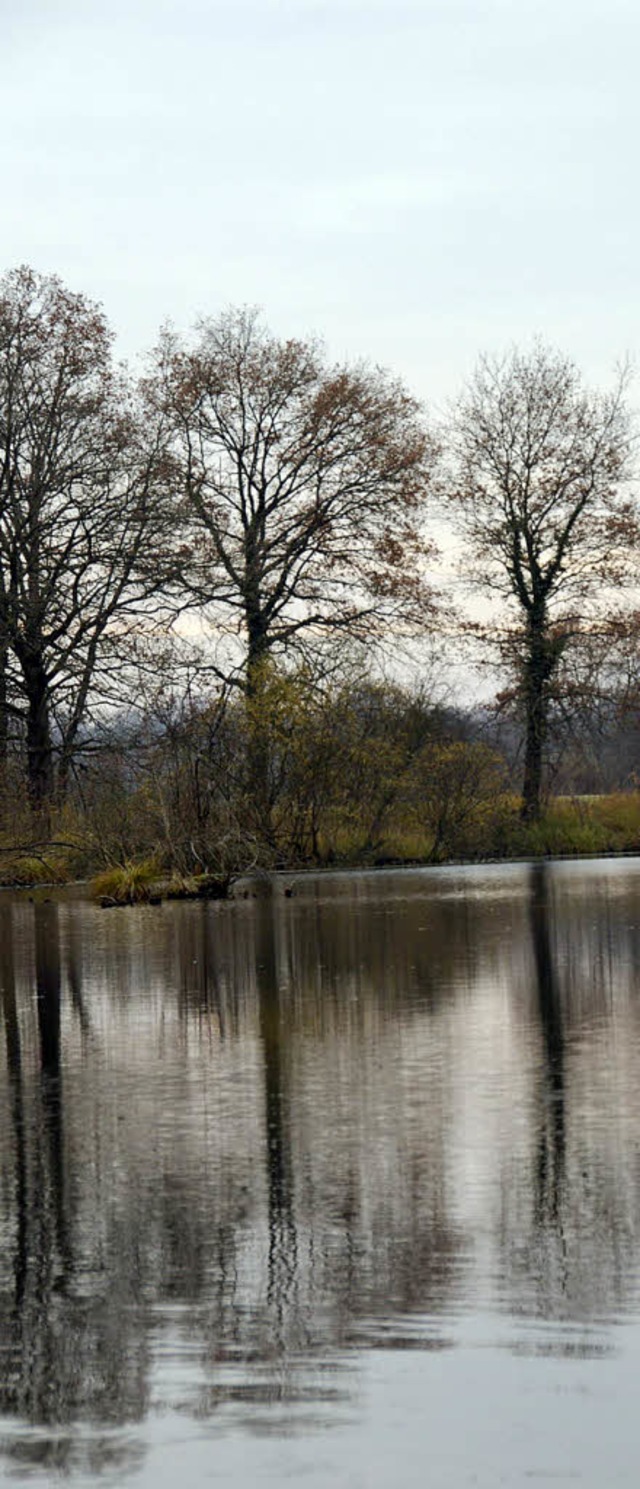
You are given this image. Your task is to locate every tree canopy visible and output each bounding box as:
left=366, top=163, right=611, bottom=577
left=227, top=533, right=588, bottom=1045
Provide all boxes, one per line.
left=149, top=307, right=439, bottom=688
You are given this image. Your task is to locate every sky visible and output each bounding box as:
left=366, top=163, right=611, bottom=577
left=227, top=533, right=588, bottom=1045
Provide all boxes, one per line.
left=2, top=0, right=638, bottom=411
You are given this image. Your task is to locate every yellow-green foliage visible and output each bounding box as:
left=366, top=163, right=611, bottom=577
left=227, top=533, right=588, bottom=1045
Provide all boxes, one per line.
left=0, top=802, right=104, bottom=886
left=521, top=794, right=640, bottom=858
left=406, top=740, right=508, bottom=861
left=461, top=791, right=640, bottom=862
left=368, top=829, right=434, bottom=863
left=163, top=874, right=199, bottom=899
left=0, top=853, right=69, bottom=887
left=91, top=858, right=159, bottom=904
left=585, top=791, right=640, bottom=848
left=323, top=792, right=640, bottom=866
left=163, top=872, right=230, bottom=899
left=521, top=813, right=607, bottom=858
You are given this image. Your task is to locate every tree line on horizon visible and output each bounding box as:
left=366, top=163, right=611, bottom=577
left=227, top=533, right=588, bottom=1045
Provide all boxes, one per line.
left=0, top=264, right=638, bottom=875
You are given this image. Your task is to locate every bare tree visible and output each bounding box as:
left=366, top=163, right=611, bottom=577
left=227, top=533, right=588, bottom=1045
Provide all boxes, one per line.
left=151, top=309, right=438, bottom=674
left=149, top=307, right=439, bottom=835
left=0, top=266, right=171, bottom=815
left=449, top=344, right=635, bottom=820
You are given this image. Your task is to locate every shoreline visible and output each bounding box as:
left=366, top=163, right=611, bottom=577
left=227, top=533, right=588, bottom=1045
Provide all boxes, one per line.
left=2, top=843, right=640, bottom=901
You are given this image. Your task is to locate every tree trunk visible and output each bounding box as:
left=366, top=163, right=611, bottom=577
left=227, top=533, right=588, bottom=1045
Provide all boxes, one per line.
left=0, top=646, right=7, bottom=775
left=522, top=702, right=545, bottom=823
left=245, top=616, right=275, bottom=850
left=24, top=663, right=54, bottom=821
left=521, top=612, right=551, bottom=823
left=0, top=644, right=9, bottom=824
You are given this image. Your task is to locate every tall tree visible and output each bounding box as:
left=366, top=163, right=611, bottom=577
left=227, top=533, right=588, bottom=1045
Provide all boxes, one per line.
left=449, top=344, right=634, bottom=820
left=150, top=307, right=438, bottom=833
left=0, top=266, right=170, bottom=814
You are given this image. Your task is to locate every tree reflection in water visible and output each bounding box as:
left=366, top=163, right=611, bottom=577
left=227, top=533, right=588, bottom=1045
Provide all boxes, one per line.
left=0, top=866, right=637, bottom=1473
left=0, top=901, right=27, bottom=1310
left=0, top=900, right=150, bottom=1477
left=498, top=863, right=640, bottom=1329
left=529, top=863, right=566, bottom=1232
left=256, top=897, right=298, bottom=1335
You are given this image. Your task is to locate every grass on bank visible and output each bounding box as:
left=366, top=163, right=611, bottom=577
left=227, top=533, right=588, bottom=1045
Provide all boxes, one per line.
left=494, top=792, right=640, bottom=861
left=308, top=792, right=640, bottom=865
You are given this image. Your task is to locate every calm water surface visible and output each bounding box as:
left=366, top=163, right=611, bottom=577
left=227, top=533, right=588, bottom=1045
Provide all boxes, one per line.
left=1, top=860, right=640, bottom=1485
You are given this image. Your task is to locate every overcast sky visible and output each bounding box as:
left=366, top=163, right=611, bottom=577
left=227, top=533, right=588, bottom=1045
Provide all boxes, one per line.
left=1, top=0, right=637, bottom=406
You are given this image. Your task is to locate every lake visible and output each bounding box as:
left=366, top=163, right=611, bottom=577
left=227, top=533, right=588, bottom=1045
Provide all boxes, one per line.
left=1, top=859, right=640, bottom=1486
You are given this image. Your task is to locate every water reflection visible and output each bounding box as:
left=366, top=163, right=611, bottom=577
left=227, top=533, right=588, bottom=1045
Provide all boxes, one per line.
left=0, top=901, right=151, bottom=1477
left=257, top=900, right=298, bottom=1340
left=0, top=901, right=27, bottom=1315
left=530, top=862, right=566, bottom=1232
left=0, top=865, right=639, bottom=1478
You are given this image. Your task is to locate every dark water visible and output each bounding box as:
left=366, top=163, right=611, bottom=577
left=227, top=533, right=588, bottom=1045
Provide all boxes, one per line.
left=1, top=861, right=640, bottom=1485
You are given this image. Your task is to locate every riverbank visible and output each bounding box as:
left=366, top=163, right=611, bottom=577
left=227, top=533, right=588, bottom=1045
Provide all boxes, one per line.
left=1, top=792, right=639, bottom=897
